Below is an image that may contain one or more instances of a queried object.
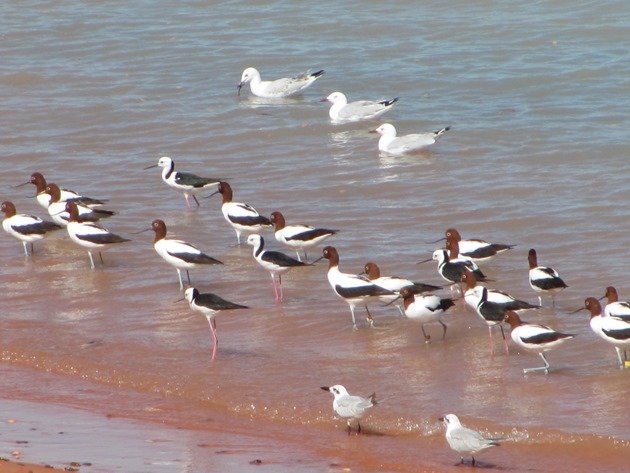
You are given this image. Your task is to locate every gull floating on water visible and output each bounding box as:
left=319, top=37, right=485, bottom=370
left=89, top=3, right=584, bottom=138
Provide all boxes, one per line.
left=321, top=92, right=398, bottom=123
left=321, top=384, right=377, bottom=435
left=439, top=414, right=500, bottom=466
left=237, top=67, right=325, bottom=98
left=371, top=123, right=450, bottom=155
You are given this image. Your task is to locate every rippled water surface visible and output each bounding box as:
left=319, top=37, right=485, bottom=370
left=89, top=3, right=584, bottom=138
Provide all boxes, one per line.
left=1, top=1, right=629, bottom=471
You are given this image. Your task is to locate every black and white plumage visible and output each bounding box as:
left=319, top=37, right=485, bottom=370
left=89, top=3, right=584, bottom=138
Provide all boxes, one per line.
left=246, top=234, right=309, bottom=302
left=1, top=201, right=61, bottom=255
left=44, top=184, right=115, bottom=226
left=420, top=249, right=487, bottom=287
left=528, top=249, right=568, bottom=307
left=17, top=171, right=108, bottom=209
left=208, top=182, right=272, bottom=245
left=318, top=246, right=396, bottom=329
left=504, top=311, right=575, bottom=374
left=461, top=269, right=541, bottom=314
left=144, top=156, right=222, bottom=208
left=439, top=414, right=500, bottom=466
left=362, top=261, right=441, bottom=315
left=399, top=286, right=454, bottom=342
left=600, top=286, right=630, bottom=321
left=322, top=92, right=398, bottom=123
left=436, top=227, right=514, bottom=263
left=148, top=219, right=223, bottom=290
left=270, top=211, right=337, bottom=262
left=475, top=287, right=512, bottom=356
left=237, top=67, right=325, bottom=98
left=371, top=123, right=450, bottom=155
left=64, top=202, right=130, bottom=269
left=321, top=385, right=377, bottom=435
left=575, top=297, right=630, bottom=368
left=181, top=287, right=248, bottom=361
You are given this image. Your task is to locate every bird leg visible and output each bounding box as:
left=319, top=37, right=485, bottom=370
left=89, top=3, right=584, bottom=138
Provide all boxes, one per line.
left=349, top=306, right=358, bottom=330
left=270, top=273, right=279, bottom=301
left=488, top=325, right=495, bottom=356
left=192, top=194, right=200, bottom=206
left=88, top=251, right=96, bottom=269
left=347, top=420, right=352, bottom=436
left=186, top=270, right=192, bottom=286
left=278, top=274, right=284, bottom=302
left=440, top=320, right=448, bottom=340
left=22, top=242, right=29, bottom=256
left=176, top=269, right=184, bottom=290
left=499, top=324, right=510, bottom=355
left=99, top=251, right=104, bottom=265
left=209, top=317, right=218, bottom=361
left=365, top=305, right=375, bottom=327
left=615, top=347, right=624, bottom=368
left=421, top=324, right=431, bottom=343
left=523, top=353, right=550, bottom=374
left=357, top=421, right=362, bottom=434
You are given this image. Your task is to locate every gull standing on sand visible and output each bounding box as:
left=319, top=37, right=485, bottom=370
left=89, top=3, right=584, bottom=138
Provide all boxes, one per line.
left=371, top=123, right=450, bottom=155
left=321, top=92, right=398, bottom=123
left=237, top=67, right=325, bottom=98
left=179, top=287, right=248, bottom=361
left=144, top=156, right=223, bottom=208
left=321, top=385, right=377, bottom=435
left=439, top=414, right=500, bottom=466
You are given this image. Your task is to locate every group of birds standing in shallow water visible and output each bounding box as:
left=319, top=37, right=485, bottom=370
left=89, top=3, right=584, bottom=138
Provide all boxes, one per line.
left=2, top=66, right=629, bottom=467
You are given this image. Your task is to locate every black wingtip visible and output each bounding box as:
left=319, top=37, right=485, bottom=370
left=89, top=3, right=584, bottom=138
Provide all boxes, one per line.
left=312, top=70, right=325, bottom=78
left=381, top=97, right=400, bottom=107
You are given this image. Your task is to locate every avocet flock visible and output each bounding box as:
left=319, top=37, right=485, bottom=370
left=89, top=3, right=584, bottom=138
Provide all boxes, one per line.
left=2, top=65, right=628, bottom=468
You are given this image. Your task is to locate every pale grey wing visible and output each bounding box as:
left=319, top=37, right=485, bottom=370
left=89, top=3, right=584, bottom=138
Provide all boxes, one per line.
left=336, top=395, right=373, bottom=418
left=266, top=76, right=313, bottom=96
left=391, top=133, right=436, bottom=152
left=448, top=427, right=494, bottom=454
left=338, top=100, right=386, bottom=119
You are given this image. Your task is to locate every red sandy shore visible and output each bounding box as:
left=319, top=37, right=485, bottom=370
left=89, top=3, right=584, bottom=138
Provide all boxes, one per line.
left=0, top=459, right=66, bottom=472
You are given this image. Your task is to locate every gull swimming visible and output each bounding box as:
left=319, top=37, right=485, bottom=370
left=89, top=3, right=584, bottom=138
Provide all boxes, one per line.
left=439, top=414, right=500, bottom=466
left=321, top=92, right=398, bottom=123
left=371, top=123, right=450, bottom=155
left=321, top=384, right=377, bottom=435
left=237, top=67, right=325, bottom=98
